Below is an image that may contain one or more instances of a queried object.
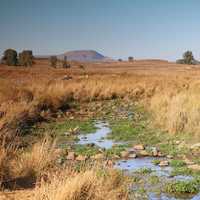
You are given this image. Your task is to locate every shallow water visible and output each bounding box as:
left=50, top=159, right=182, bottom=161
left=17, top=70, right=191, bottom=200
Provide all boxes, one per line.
left=115, top=157, right=171, bottom=177
left=77, top=121, right=200, bottom=200
left=78, top=121, right=121, bottom=149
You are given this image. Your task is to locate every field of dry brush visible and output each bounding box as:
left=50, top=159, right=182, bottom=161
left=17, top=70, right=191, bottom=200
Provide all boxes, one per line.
left=1, top=59, right=200, bottom=199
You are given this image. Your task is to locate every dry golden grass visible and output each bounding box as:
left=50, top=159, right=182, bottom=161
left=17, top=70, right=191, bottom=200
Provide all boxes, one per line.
left=1, top=59, right=200, bottom=199
left=34, top=168, right=128, bottom=200
left=12, top=138, right=60, bottom=178
left=1, top=59, right=200, bottom=138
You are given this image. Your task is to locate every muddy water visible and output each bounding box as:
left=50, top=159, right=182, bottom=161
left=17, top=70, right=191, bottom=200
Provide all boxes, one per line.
left=77, top=121, right=200, bottom=200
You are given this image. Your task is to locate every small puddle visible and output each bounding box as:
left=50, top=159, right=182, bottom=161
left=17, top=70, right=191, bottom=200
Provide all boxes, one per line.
left=78, top=121, right=121, bottom=149
left=77, top=121, right=200, bottom=200
left=115, top=157, right=172, bottom=177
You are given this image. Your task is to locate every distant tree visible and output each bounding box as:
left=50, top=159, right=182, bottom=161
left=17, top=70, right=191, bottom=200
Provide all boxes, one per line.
left=1, top=49, right=18, bottom=66
left=19, top=50, right=33, bottom=67
left=176, top=50, right=198, bottom=65
left=128, top=56, right=134, bottom=62
left=50, top=56, right=57, bottom=68
left=79, top=65, right=85, bottom=70
left=62, top=56, right=70, bottom=68
left=183, top=51, right=194, bottom=65
left=118, top=59, right=122, bottom=62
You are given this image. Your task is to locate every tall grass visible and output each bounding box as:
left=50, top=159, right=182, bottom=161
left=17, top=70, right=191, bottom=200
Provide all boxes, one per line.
left=34, top=168, right=129, bottom=200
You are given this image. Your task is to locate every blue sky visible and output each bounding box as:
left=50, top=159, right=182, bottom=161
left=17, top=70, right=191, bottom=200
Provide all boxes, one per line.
left=0, top=0, right=200, bottom=60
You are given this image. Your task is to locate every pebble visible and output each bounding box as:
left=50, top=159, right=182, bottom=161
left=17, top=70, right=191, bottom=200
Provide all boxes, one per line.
left=158, top=160, right=169, bottom=167
left=133, top=144, right=145, bottom=150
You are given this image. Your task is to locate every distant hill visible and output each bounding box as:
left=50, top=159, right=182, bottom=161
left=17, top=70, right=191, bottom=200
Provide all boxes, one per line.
left=35, top=50, right=112, bottom=62
left=57, top=50, right=111, bottom=62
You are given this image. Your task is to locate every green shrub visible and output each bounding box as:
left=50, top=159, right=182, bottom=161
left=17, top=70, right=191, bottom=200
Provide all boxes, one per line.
left=165, top=180, right=199, bottom=194
left=19, top=50, right=33, bottom=67
left=176, top=51, right=199, bottom=65
left=1, top=49, right=18, bottom=66
left=136, top=168, right=152, bottom=174
left=62, top=56, right=70, bottom=68
left=170, top=160, right=186, bottom=167
left=152, top=159, right=160, bottom=165
left=128, top=56, right=134, bottom=62
left=50, top=56, right=57, bottom=68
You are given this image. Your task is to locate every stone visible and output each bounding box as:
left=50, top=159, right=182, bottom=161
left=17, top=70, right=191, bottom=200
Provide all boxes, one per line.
left=76, top=155, right=87, bottom=161
left=191, top=143, right=200, bottom=149
left=113, top=155, right=120, bottom=159
left=64, top=132, right=70, bottom=136
left=86, top=143, right=95, bottom=147
left=158, top=160, right=169, bottom=167
left=92, top=153, right=104, bottom=160
left=120, top=151, right=129, bottom=158
left=62, top=75, right=73, bottom=80
left=138, top=150, right=149, bottom=157
left=66, top=152, right=76, bottom=160
left=188, top=164, right=200, bottom=170
left=184, top=158, right=195, bottom=165
left=175, top=140, right=181, bottom=145
left=129, top=153, right=137, bottom=158
left=106, top=160, right=114, bottom=167
left=152, top=147, right=159, bottom=157
left=69, top=127, right=79, bottom=135
left=133, top=144, right=145, bottom=150
left=166, top=155, right=173, bottom=159
left=157, top=152, right=164, bottom=157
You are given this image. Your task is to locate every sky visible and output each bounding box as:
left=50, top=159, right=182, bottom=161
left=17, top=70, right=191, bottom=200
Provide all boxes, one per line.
left=1, top=0, right=200, bottom=61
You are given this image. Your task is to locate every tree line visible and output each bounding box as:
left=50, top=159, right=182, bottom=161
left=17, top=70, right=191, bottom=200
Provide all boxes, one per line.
left=1, top=49, right=33, bottom=66
left=0, top=48, right=71, bottom=68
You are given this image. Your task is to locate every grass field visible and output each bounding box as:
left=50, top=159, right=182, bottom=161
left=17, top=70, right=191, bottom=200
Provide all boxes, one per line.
left=1, top=59, right=200, bottom=199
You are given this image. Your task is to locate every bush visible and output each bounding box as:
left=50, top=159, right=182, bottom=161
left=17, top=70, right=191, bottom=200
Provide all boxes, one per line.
left=183, top=51, right=194, bottom=65
left=62, top=56, right=70, bottom=68
left=165, top=180, right=199, bottom=194
left=1, top=49, right=18, bottom=66
left=128, top=57, right=134, bottom=62
left=170, top=160, right=186, bottom=167
left=50, top=56, right=57, bottom=68
left=19, top=50, right=33, bottom=67
left=176, top=51, right=199, bottom=65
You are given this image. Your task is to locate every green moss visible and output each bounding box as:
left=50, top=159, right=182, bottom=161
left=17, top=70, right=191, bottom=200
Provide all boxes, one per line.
left=170, top=160, right=186, bottom=167
left=165, top=180, right=199, bottom=194
left=152, top=159, right=160, bottom=165
left=149, top=175, right=160, bottom=184
left=171, top=167, right=193, bottom=177
left=136, top=168, right=153, bottom=174
left=39, top=119, right=97, bottom=136
left=138, top=187, right=146, bottom=194
left=108, top=120, right=139, bottom=141
left=74, top=144, right=99, bottom=156
left=105, top=144, right=129, bottom=158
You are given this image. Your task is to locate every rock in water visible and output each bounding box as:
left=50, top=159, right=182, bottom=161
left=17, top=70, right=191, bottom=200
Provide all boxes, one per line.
left=133, top=144, right=145, bottom=150
left=159, top=160, right=169, bottom=167
left=120, top=151, right=129, bottom=158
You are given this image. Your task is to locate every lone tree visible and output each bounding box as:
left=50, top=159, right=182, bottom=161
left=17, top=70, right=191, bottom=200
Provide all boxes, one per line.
left=128, top=56, right=134, bottom=62
left=62, top=56, right=70, bottom=68
left=1, top=49, right=18, bottom=66
left=50, top=56, right=57, bottom=68
left=19, top=50, right=33, bottom=67
left=183, top=51, right=194, bottom=64
left=176, top=50, right=199, bottom=65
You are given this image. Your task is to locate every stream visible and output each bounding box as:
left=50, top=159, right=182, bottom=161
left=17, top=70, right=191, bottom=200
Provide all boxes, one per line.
left=77, top=121, right=200, bottom=200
